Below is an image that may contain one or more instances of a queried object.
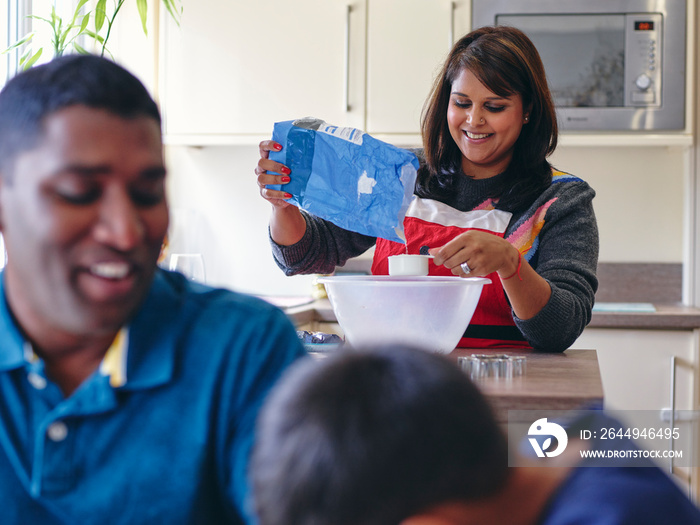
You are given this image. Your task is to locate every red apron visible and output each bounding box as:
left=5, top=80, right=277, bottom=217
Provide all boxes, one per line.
left=372, top=197, right=530, bottom=349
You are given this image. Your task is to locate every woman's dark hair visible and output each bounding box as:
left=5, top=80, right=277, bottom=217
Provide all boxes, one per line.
left=0, top=54, right=161, bottom=176
left=251, top=346, right=509, bottom=525
left=420, top=25, right=558, bottom=212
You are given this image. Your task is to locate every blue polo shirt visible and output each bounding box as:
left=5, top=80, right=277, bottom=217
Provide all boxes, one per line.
left=0, top=270, right=306, bottom=524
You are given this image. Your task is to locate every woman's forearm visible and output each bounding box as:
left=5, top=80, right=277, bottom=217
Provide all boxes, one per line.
left=269, top=205, right=307, bottom=246
left=499, top=256, right=552, bottom=320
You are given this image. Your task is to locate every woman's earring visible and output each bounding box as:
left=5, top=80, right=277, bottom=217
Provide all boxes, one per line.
left=524, top=115, right=529, bottom=122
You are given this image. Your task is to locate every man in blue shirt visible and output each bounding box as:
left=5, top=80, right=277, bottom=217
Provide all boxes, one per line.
left=0, top=54, right=306, bottom=523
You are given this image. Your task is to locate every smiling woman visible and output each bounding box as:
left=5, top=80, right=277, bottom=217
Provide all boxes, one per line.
left=257, top=26, right=599, bottom=352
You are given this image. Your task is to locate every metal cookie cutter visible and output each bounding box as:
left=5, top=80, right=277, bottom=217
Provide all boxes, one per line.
left=458, top=354, right=527, bottom=380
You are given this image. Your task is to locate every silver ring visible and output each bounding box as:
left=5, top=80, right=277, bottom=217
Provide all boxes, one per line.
left=460, top=261, right=471, bottom=275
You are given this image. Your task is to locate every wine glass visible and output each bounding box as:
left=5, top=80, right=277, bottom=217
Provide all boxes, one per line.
left=168, top=253, right=206, bottom=283
left=0, top=234, right=6, bottom=270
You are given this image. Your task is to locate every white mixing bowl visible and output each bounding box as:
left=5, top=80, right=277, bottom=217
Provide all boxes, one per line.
left=318, top=275, right=490, bottom=354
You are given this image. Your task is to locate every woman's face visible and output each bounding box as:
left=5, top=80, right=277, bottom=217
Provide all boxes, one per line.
left=447, top=68, right=528, bottom=179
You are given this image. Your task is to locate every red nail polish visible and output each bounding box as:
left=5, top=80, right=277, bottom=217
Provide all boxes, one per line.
left=281, top=167, right=291, bottom=175
left=284, top=193, right=293, bottom=199
left=274, top=143, right=282, bottom=150
left=281, top=176, right=291, bottom=183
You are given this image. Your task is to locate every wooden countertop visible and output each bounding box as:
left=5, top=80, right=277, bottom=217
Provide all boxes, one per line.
left=300, top=338, right=604, bottom=422
left=589, top=303, right=700, bottom=330
left=447, top=348, right=603, bottom=422
left=586, top=262, right=700, bottom=330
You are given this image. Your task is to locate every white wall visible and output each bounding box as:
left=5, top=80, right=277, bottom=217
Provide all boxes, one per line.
left=550, top=145, right=685, bottom=263
left=165, top=145, right=317, bottom=296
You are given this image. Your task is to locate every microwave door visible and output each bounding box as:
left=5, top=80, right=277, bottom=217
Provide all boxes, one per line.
left=497, top=14, right=626, bottom=110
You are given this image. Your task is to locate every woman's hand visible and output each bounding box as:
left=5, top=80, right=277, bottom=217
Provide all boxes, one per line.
left=256, top=140, right=294, bottom=209
left=255, top=140, right=307, bottom=246
left=430, top=230, right=518, bottom=278
left=431, top=231, right=551, bottom=320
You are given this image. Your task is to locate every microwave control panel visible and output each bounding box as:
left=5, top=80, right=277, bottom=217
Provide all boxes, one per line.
left=625, top=13, right=662, bottom=107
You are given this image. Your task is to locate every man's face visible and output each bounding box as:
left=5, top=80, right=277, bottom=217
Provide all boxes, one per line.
left=0, top=105, right=168, bottom=342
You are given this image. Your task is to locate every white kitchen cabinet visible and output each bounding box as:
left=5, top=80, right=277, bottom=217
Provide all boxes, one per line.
left=158, top=1, right=693, bottom=147
left=365, top=0, right=471, bottom=136
left=159, top=1, right=476, bottom=144
left=160, top=0, right=367, bottom=143
left=573, top=328, right=700, bottom=500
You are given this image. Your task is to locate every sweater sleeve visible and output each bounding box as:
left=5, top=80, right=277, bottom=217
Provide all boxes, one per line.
left=270, top=211, right=377, bottom=276
left=513, top=180, right=599, bottom=352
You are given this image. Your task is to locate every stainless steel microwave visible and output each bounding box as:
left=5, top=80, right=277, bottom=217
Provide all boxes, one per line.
left=471, top=0, right=686, bottom=131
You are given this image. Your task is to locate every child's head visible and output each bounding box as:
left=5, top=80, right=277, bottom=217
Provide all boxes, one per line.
left=251, top=346, right=508, bottom=525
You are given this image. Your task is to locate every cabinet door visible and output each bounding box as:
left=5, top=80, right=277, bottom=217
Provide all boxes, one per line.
left=161, top=0, right=366, bottom=140
left=365, top=0, right=470, bottom=136
left=573, top=328, right=699, bottom=498
left=574, top=329, right=697, bottom=412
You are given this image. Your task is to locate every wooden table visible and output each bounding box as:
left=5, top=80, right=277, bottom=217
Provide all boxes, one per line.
left=448, top=348, right=604, bottom=422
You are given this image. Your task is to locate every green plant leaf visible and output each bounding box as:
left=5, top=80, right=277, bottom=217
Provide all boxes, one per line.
left=72, top=0, right=90, bottom=25
left=50, top=8, right=66, bottom=56
left=1, top=33, right=35, bottom=54
left=79, top=13, right=90, bottom=34
left=94, top=0, right=107, bottom=32
left=136, top=0, right=148, bottom=35
left=22, top=49, right=43, bottom=69
left=73, top=43, right=90, bottom=55
left=84, top=30, right=106, bottom=45
left=162, top=0, right=182, bottom=26
left=28, top=14, right=51, bottom=24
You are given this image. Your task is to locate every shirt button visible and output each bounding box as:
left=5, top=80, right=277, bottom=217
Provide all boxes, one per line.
left=27, top=372, right=47, bottom=390
left=47, top=422, right=68, bottom=442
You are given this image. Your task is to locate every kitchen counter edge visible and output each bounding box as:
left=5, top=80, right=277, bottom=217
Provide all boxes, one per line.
left=279, top=299, right=700, bottom=331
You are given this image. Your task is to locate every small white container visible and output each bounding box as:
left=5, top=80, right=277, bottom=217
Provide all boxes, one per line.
left=388, top=254, right=431, bottom=276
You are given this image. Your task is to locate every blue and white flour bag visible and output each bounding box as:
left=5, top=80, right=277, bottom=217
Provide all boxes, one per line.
left=268, top=117, right=419, bottom=243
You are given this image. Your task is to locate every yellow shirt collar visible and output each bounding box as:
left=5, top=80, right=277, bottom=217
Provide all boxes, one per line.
left=23, top=327, right=129, bottom=388
left=100, top=327, right=129, bottom=387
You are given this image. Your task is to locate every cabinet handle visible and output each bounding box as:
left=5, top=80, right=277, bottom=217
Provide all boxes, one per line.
left=664, top=356, right=693, bottom=495
left=449, top=2, right=456, bottom=46
left=669, top=355, right=676, bottom=475
left=344, top=4, right=352, bottom=112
